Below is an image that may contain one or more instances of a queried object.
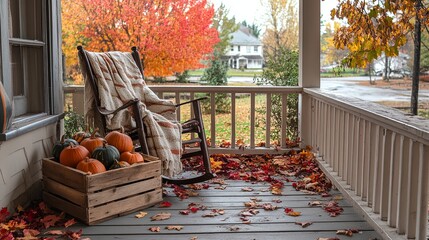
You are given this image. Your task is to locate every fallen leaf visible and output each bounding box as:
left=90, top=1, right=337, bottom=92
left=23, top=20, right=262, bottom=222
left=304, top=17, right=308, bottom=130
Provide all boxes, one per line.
left=135, top=212, right=148, bottom=218
left=230, top=226, right=240, bottom=231
left=45, top=230, right=64, bottom=235
left=23, top=229, right=40, bottom=237
left=295, top=222, right=312, bottom=228
left=240, top=211, right=254, bottom=217
left=336, top=229, right=359, bottom=236
left=179, top=210, right=190, bottom=215
left=271, top=186, right=282, bottom=195
left=214, top=186, right=227, bottom=190
left=165, top=226, right=183, bottom=231
left=202, top=212, right=218, bottom=217
left=263, top=203, right=278, bottom=211
left=287, top=211, right=302, bottom=217
left=241, top=187, right=254, bottom=192
left=158, top=201, right=172, bottom=208
left=149, top=227, right=161, bottom=232
left=64, top=218, right=77, bottom=228
left=308, top=201, right=322, bottom=206
left=250, top=197, right=262, bottom=202
left=244, top=201, right=259, bottom=208
left=317, top=238, right=340, bottom=240
left=190, top=237, right=198, bottom=240
left=272, top=198, right=282, bottom=203
left=0, top=207, right=10, bottom=222
left=151, top=212, right=171, bottom=221
left=41, top=214, right=61, bottom=229
left=333, top=195, right=343, bottom=200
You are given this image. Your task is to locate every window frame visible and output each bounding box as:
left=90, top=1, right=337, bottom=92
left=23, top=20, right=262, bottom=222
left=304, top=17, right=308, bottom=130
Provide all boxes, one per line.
left=0, top=0, right=63, bottom=140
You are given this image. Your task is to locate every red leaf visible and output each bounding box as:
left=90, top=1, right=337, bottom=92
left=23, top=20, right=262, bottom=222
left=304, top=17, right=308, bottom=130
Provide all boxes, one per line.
left=64, top=218, right=77, bottom=228
left=0, top=208, right=10, bottom=222
left=41, top=214, right=62, bottom=229
left=158, top=201, right=172, bottom=208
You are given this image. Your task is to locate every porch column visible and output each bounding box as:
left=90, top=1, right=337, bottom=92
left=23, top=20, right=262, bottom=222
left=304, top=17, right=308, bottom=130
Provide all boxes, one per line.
left=298, top=0, right=320, bottom=146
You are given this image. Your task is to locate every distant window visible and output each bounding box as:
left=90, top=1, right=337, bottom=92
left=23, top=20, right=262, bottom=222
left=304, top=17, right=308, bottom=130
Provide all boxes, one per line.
left=238, top=46, right=241, bottom=51
left=230, top=45, right=234, bottom=51
left=246, top=46, right=251, bottom=53
left=254, top=46, right=258, bottom=52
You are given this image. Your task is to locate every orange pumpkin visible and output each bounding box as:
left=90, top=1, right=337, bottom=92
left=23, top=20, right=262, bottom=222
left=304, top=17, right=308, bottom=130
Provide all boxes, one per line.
left=105, top=128, right=133, bottom=153
left=120, top=150, right=144, bottom=164
left=80, top=128, right=105, bottom=153
left=59, top=143, right=90, bottom=168
left=76, top=157, right=106, bottom=174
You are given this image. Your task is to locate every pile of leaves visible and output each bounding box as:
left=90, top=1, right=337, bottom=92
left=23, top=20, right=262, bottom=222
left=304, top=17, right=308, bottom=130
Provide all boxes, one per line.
left=0, top=202, right=83, bottom=240
left=182, top=149, right=332, bottom=195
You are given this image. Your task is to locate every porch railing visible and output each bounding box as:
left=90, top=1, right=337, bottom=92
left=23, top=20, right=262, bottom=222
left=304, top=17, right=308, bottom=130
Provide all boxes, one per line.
left=304, top=88, right=429, bottom=240
left=63, top=84, right=302, bottom=154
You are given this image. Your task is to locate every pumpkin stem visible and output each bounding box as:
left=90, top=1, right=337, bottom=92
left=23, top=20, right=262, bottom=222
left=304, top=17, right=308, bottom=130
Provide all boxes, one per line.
left=102, top=140, right=108, bottom=147
left=120, top=126, right=125, bottom=133
left=91, top=128, right=100, bottom=138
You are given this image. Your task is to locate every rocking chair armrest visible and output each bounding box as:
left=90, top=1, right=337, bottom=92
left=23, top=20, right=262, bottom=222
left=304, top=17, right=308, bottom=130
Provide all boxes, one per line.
left=97, top=99, right=140, bottom=116
left=175, top=97, right=208, bottom=108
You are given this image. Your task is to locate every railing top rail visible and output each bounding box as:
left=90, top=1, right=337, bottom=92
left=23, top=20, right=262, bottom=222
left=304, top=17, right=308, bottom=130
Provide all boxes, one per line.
left=63, top=84, right=303, bottom=94
left=305, top=88, right=429, bottom=143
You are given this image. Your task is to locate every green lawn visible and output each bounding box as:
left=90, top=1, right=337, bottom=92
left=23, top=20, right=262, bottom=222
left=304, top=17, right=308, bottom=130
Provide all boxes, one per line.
left=189, top=69, right=262, bottom=78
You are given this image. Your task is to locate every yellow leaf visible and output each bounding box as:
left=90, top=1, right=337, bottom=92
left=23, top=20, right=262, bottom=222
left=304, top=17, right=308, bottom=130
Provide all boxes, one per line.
left=287, top=211, right=301, bottom=217
left=135, top=212, right=148, bottom=218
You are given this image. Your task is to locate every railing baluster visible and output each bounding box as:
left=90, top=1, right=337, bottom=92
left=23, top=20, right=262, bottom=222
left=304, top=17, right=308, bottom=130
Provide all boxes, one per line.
left=380, top=129, right=393, bottom=221
left=406, top=140, right=418, bottom=238
left=326, top=105, right=332, bottom=165
left=265, top=94, right=271, bottom=148
left=231, top=93, right=236, bottom=149
left=396, top=135, right=408, bottom=234
left=250, top=93, right=255, bottom=148
left=362, top=120, right=371, bottom=201
left=347, top=114, right=354, bottom=186
left=343, top=112, right=350, bottom=182
left=356, top=118, right=363, bottom=196
left=338, top=110, right=344, bottom=177
left=175, top=92, right=181, bottom=121
left=416, top=144, right=429, bottom=239
left=281, top=94, right=287, bottom=148
left=210, top=93, right=215, bottom=148
left=190, top=92, right=195, bottom=140
left=388, top=132, right=400, bottom=227
left=372, top=125, right=382, bottom=214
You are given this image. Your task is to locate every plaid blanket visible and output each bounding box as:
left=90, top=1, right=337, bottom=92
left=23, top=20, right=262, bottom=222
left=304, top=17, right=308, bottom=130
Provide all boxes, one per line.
left=81, top=51, right=182, bottom=177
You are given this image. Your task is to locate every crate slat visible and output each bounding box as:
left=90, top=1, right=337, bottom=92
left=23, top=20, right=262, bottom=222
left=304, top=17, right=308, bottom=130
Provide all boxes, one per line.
left=88, top=188, right=163, bottom=224
left=42, top=159, right=88, bottom=191
left=86, top=160, right=161, bottom=192
left=87, top=176, right=162, bottom=206
left=43, top=191, right=88, bottom=220
left=43, top=177, right=87, bottom=206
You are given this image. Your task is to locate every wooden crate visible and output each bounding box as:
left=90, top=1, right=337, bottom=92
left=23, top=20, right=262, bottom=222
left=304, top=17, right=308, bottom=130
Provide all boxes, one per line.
left=42, top=156, right=162, bottom=225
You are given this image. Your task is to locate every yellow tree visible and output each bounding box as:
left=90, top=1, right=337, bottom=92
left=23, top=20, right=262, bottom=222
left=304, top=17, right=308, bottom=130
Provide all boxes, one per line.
left=332, top=0, right=429, bottom=115
left=261, top=0, right=299, bottom=56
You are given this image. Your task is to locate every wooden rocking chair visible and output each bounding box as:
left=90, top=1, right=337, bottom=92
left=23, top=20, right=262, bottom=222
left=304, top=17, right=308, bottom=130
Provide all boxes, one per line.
left=77, top=46, right=214, bottom=185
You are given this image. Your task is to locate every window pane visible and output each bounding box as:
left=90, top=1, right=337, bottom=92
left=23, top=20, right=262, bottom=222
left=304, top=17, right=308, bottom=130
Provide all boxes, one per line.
left=11, top=45, right=44, bottom=115
left=8, top=0, right=43, bottom=40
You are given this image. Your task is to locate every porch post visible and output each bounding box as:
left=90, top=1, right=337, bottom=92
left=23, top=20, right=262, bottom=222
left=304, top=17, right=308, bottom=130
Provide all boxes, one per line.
left=298, top=0, right=320, bottom=147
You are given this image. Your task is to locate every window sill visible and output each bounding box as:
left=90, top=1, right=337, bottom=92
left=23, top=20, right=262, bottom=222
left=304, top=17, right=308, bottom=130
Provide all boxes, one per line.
left=0, top=113, right=64, bottom=141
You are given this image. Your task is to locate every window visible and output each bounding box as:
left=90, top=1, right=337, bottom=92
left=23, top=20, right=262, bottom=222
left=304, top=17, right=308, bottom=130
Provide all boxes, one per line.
left=238, top=45, right=241, bottom=52
left=8, top=0, right=48, bottom=116
left=230, top=45, right=234, bottom=51
left=246, top=46, right=251, bottom=53
left=254, top=46, right=258, bottom=52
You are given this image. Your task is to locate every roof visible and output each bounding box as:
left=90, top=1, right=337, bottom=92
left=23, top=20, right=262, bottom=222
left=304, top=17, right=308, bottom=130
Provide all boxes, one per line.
left=230, top=26, right=262, bottom=46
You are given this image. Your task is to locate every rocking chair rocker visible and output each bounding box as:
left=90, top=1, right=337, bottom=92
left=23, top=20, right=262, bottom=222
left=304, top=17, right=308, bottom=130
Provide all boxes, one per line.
left=77, top=46, right=214, bottom=185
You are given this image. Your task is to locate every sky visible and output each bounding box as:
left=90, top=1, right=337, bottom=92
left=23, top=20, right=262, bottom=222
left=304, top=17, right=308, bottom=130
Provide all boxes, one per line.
left=209, top=0, right=338, bottom=28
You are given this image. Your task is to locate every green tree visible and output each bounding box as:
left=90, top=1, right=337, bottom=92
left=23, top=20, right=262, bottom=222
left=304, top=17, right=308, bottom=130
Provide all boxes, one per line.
left=254, top=47, right=299, bottom=141
left=200, top=58, right=230, bottom=114
left=241, top=20, right=262, bottom=38
left=212, top=3, right=239, bottom=55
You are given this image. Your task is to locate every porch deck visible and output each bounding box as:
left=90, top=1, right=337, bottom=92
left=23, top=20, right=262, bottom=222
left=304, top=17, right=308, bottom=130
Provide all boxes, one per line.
left=69, top=180, right=382, bottom=240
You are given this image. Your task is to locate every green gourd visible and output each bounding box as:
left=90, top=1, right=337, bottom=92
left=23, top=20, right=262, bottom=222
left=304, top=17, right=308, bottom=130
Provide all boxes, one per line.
left=91, top=141, right=120, bottom=169
left=52, top=135, right=79, bottom=162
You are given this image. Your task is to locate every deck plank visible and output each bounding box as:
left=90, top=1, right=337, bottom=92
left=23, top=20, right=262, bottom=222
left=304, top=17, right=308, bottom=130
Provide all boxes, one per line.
left=70, top=180, right=382, bottom=239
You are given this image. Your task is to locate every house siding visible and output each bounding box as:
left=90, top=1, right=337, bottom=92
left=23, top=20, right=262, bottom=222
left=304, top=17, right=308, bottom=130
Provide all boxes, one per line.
left=0, top=124, right=56, bottom=209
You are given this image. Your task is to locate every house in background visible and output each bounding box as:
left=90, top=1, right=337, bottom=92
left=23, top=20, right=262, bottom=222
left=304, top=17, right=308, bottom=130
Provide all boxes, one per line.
left=222, top=25, right=264, bottom=69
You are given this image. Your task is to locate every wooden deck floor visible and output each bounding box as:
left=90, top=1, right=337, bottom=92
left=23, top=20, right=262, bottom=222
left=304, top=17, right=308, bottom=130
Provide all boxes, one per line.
left=69, top=179, right=382, bottom=240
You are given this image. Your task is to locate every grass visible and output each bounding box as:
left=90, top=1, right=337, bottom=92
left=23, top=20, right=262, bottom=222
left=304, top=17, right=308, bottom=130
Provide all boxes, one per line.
left=177, top=94, right=268, bottom=145
left=189, top=69, right=262, bottom=78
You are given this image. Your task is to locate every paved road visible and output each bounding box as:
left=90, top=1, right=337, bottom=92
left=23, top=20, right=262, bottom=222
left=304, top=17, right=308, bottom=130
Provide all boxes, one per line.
left=223, top=76, right=429, bottom=103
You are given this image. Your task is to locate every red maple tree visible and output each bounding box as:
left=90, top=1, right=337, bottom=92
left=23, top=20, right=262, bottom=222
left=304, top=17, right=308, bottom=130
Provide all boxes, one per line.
left=62, top=0, right=219, bottom=77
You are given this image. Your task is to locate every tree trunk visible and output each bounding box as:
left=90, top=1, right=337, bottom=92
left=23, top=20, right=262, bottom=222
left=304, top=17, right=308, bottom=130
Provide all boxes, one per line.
left=384, top=55, right=390, bottom=82
left=411, top=0, right=422, bottom=115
